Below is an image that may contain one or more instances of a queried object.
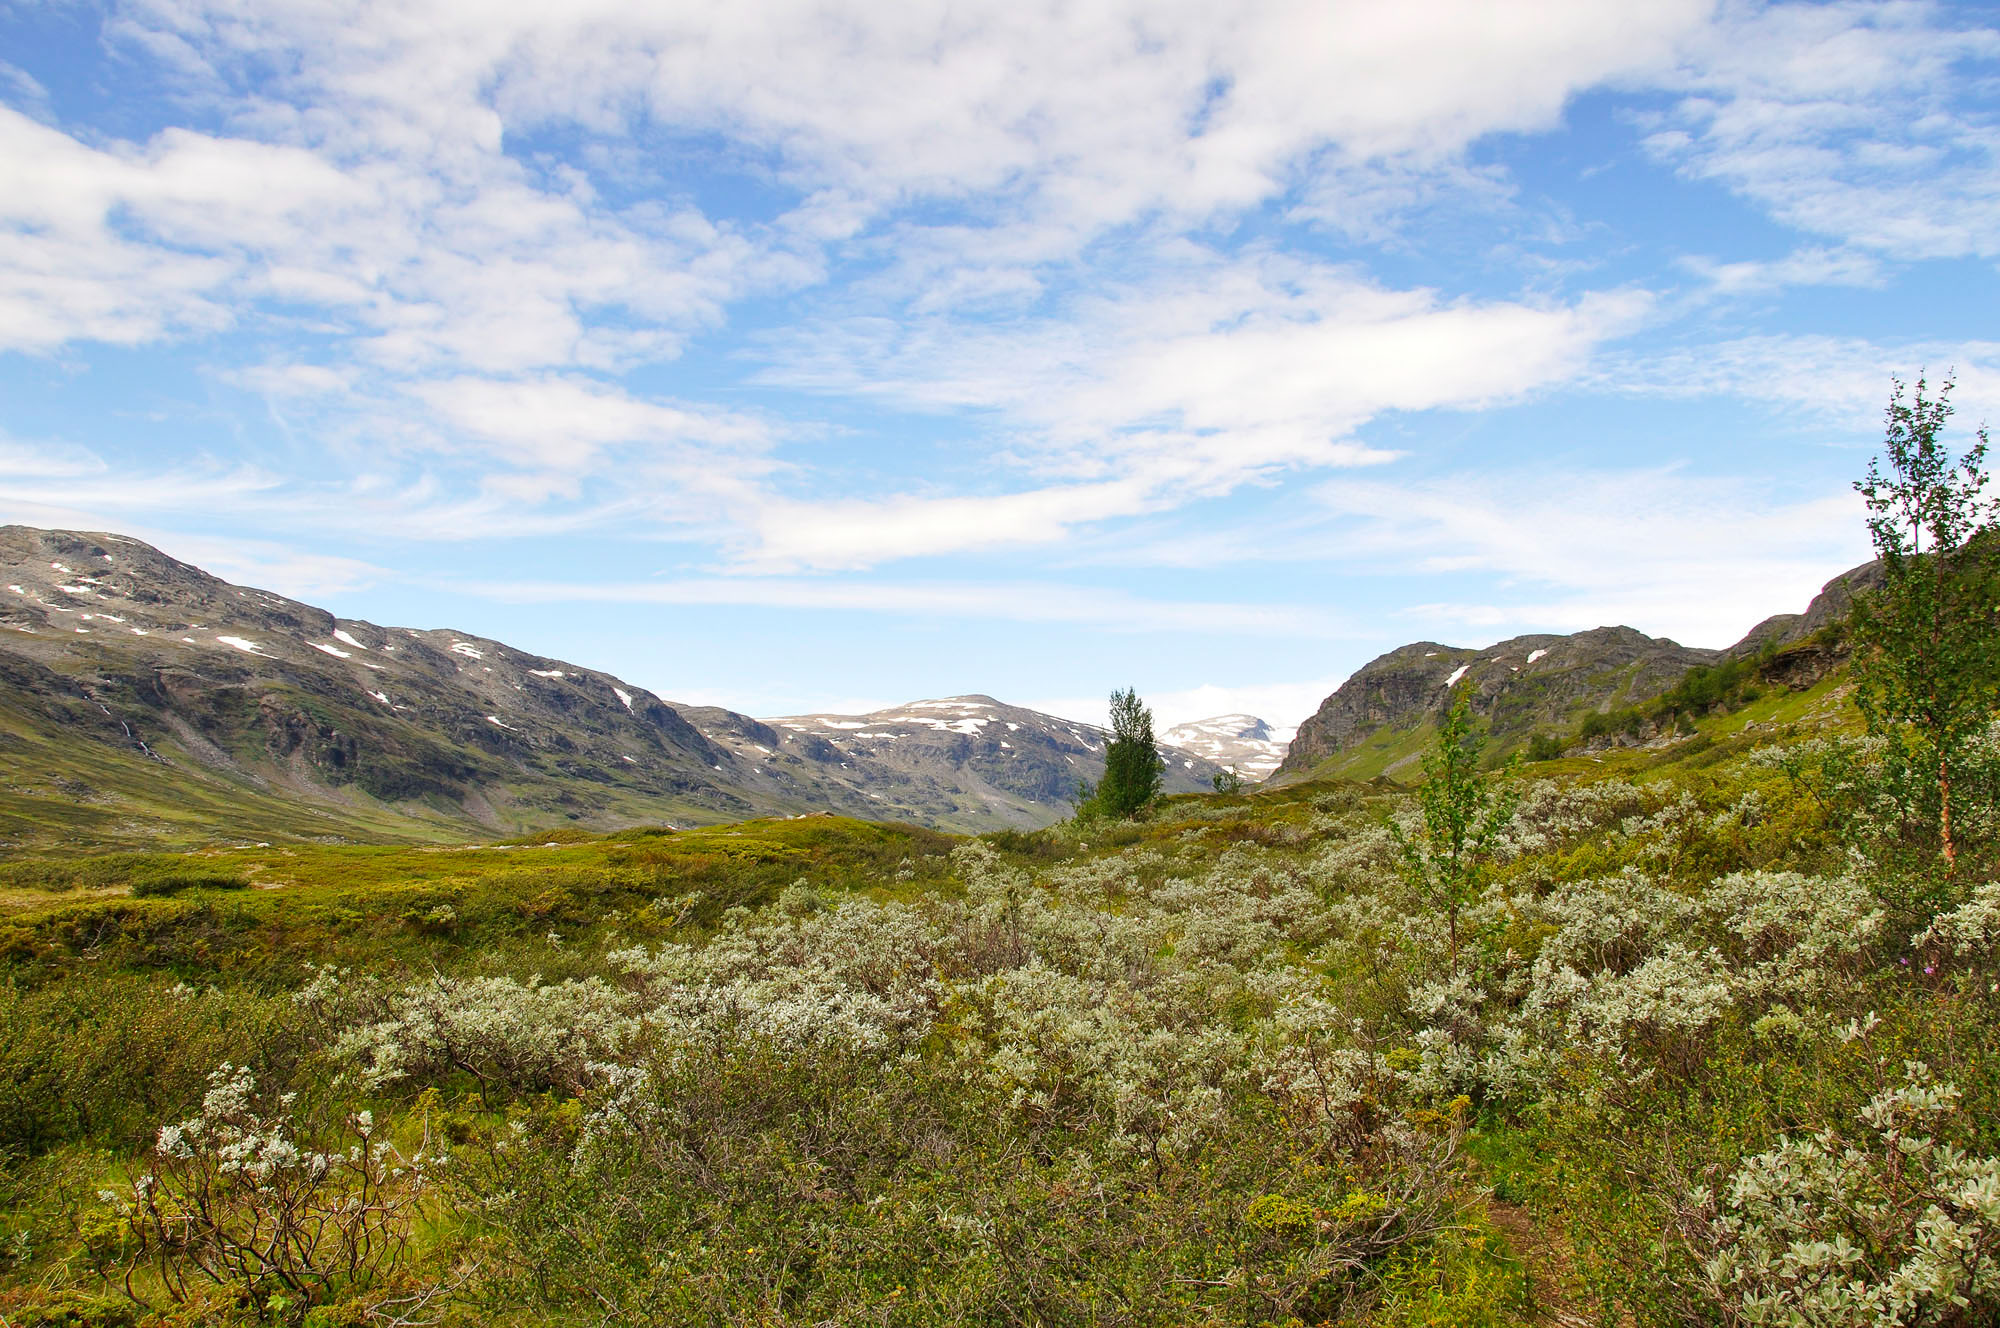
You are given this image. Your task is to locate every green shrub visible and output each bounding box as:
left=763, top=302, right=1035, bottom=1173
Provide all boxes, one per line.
left=129, top=871, right=249, bottom=898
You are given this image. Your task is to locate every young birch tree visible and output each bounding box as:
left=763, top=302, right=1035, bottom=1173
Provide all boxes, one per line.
left=1389, top=685, right=1517, bottom=975
left=1851, top=373, right=2000, bottom=879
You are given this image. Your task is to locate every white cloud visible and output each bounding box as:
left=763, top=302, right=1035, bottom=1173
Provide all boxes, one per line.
left=740, top=481, right=1159, bottom=572
left=2, top=0, right=1718, bottom=371
left=1604, top=334, right=2000, bottom=429
left=1311, top=467, right=1874, bottom=647
left=223, top=362, right=358, bottom=398
left=0, top=95, right=783, bottom=369
left=0, top=110, right=238, bottom=351
left=138, top=533, right=388, bottom=600
left=1649, top=3, right=2000, bottom=262
left=409, top=375, right=780, bottom=484
left=739, top=252, right=1648, bottom=567
left=1679, top=246, right=1885, bottom=296
left=0, top=433, right=661, bottom=548
left=2, top=0, right=1702, bottom=568
left=0, top=444, right=282, bottom=517
left=452, top=0, right=1711, bottom=241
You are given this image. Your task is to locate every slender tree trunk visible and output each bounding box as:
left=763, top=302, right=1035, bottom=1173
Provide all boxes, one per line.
left=1939, top=754, right=1957, bottom=877
left=1930, top=547, right=1956, bottom=877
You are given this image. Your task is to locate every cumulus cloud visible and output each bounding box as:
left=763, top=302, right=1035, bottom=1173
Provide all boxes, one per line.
left=0, top=92, right=788, bottom=368
left=2, top=0, right=1708, bottom=377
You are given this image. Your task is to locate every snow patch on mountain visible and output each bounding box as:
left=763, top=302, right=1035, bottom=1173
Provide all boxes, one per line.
left=1161, top=713, right=1291, bottom=780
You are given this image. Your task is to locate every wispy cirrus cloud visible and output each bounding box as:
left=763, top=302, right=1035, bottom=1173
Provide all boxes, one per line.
left=737, top=251, right=1649, bottom=568
left=1648, top=2, right=2000, bottom=262
left=1601, top=334, right=2000, bottom=429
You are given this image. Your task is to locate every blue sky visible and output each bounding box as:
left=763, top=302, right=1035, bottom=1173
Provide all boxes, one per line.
left=2, top=0, right=1997, bottom=731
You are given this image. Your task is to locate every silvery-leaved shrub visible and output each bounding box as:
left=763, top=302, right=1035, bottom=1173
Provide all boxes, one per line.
left=1526, top=941, right=1735, bottom=1079
left=1492, top=778, right=1647, bottom=861
left=1708, top=870, right=1882, bottom=1002
left=108, top=1064, right=436, bottom=1315
left=1919, top=882, right=2000, bottom=964
left=334, top=973, right=636, bottom=1093
left=1685, top=1061, right=2000, bottom=1326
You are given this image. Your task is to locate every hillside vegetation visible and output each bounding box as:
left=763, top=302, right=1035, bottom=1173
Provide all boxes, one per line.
left=1274, top=561, right=1880, bottom=786
left=2, top=658, right=1998, bottom=1325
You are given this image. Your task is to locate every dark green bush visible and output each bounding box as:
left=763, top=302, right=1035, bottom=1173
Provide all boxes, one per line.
left=0, top=976, right=291, bottom=1157
left=128, top=871, right=250, bottom=898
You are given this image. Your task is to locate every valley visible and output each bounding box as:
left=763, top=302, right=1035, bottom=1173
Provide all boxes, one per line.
left=1, top=521, right=1993, bottom=1328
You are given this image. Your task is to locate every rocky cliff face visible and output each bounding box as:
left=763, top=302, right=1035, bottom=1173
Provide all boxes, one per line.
left=1273, top=561, right=1882, bottom=783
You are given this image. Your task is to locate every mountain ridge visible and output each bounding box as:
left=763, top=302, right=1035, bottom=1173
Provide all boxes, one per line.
left=1272, top=560, right=1883, bottom=783
left=0, top=526, right=1222, bottom=847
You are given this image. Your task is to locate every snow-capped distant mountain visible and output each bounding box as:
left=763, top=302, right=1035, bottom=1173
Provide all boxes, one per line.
left=1161, top=714, right=1293, bottom=780
left=681, top=696, right=1227, bottom=832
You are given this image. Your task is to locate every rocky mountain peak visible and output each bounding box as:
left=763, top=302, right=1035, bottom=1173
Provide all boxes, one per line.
left=1273, top=560, right=1883, bottom=784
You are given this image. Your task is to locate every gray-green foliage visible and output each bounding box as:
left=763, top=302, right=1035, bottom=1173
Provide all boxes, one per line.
left=9, top=639, right=2000, bottom=1325
left=1686, top=1058, right=2000, bottom=1326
